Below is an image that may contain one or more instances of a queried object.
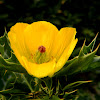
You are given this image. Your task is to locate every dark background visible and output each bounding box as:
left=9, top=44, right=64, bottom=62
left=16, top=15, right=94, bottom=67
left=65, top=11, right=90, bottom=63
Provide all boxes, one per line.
left=0, top=0, right=100, bottom=99
left=0, top=0, right=100, bottom=54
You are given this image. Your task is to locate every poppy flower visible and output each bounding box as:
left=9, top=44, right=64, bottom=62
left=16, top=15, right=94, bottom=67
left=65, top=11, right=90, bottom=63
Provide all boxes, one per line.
left=8, top=21, right=78, bottom=78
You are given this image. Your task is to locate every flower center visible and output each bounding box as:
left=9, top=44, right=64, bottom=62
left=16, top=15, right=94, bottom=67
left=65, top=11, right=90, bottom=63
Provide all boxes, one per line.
left=38, top=46, right=46, bottom=53
left=34, top=46, right=49, bottom=64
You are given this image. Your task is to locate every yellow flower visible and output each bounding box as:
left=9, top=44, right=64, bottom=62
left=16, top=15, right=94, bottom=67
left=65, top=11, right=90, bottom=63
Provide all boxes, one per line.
left=8, top=21, right=78, bottom=78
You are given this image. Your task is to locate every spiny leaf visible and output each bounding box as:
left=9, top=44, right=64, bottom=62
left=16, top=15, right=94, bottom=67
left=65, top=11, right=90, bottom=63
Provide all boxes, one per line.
left=0, top=32, right=11, bottom=58
left=41, top=77, right=52, bottom=90
left=55, top=80, right=60, bottom=95
left=0, top=88, right=25, bottom=94
left=2, top=71, right=16, bottom=90
left=0, top=44, right=4, bottom=56
left=55, top=45, right=99, bottom=76
left=79, top=33, right=98, bottom=56
left=63, top=80, right=92, bottom=91
left=54, top=34, right=99, bottom=77
left=0, top=32, right=28, bottom=76
left=0, top=55, right=27, bottom=73
left=63, top=89, right=78, bottom=98
left=85, top=56, right=100, bottom=71
left=6, top=52, right=19, bottom=63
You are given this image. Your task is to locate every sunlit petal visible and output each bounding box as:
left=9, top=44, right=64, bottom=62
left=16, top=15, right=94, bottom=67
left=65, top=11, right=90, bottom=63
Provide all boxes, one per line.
left=8, top=23, right=29, bottom=57
left=51, top=27, right=76, bottom=60
left=8, top=21, right=78, bottom=78
left=55, top=38, right=78, bottom=72
left=22, top=56, right=56, bottom=78
left=23, top=21, right=58, bottom=55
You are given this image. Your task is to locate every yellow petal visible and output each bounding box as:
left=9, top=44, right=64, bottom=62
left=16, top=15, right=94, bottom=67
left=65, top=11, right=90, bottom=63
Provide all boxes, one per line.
left=23, top=21, right=58, bottom=56
left=22, top=56, right=56, bottom=78
left=51, top=27, right=76, bottom=60
left=8, top=21, right=78, bottom=78
left=8, top=23, right=29, bottom=64
left=55, top=38, right=78, bottom=72
left=10, top=44, right=25, bottom=66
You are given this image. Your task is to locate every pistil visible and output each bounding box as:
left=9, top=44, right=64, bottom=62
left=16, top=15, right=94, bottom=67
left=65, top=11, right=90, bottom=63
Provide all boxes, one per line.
left=34, top=46, right=49, bottom=64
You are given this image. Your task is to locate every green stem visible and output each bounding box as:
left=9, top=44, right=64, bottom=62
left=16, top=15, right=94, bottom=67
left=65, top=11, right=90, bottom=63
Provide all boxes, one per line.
left=22, top=74, right=34, bottom=93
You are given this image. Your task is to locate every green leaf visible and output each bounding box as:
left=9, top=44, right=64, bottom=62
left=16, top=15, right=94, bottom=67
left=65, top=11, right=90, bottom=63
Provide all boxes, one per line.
left=15, top=73, right=41, bottom=93
left=3, top=72, right=16, bottom=89
left=42, top=95, right=61, bottom=100
left=42, top=96, right=49, bottom=100
left=6, top=52, right=19, bottom=63
left=63, top=89, right=78, bottom=99
left=63, top=80, right=92, bottom=91
left=21, top=74, right=34, bottom=93
left=41, top=77, right=53, bottom=97
left=79, top=33, right=98, bottom=56
left=55, top=46, right=99, bottom=76
left=0, top=88, right=26, bottom=99
left=42, top=77, right=52, bottom=90
left=0, top=88, right=25, bottom=94
left=0, top=32, right=19, bottom=63
left=0, top=71, right=16, bottom=91
left=0, top=71, right=27, bottom=99
left=33, top=78, right=41, bottom=92
left=0, top=55, right=27, bottom=73
left=84, top=56, right=100, bottom=71
left=0, top=32, right=11, bottom=59
left=8, top=95, right=28, bottom=100
left=54, top=34, right=99, bottom=77
left=0, top=72, right=36, bottom=99
left=51, top=95, right=61, bottom=100
left=55, top=80, right=60, bottom=95
left=0, top=44, right=4, bottom=56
